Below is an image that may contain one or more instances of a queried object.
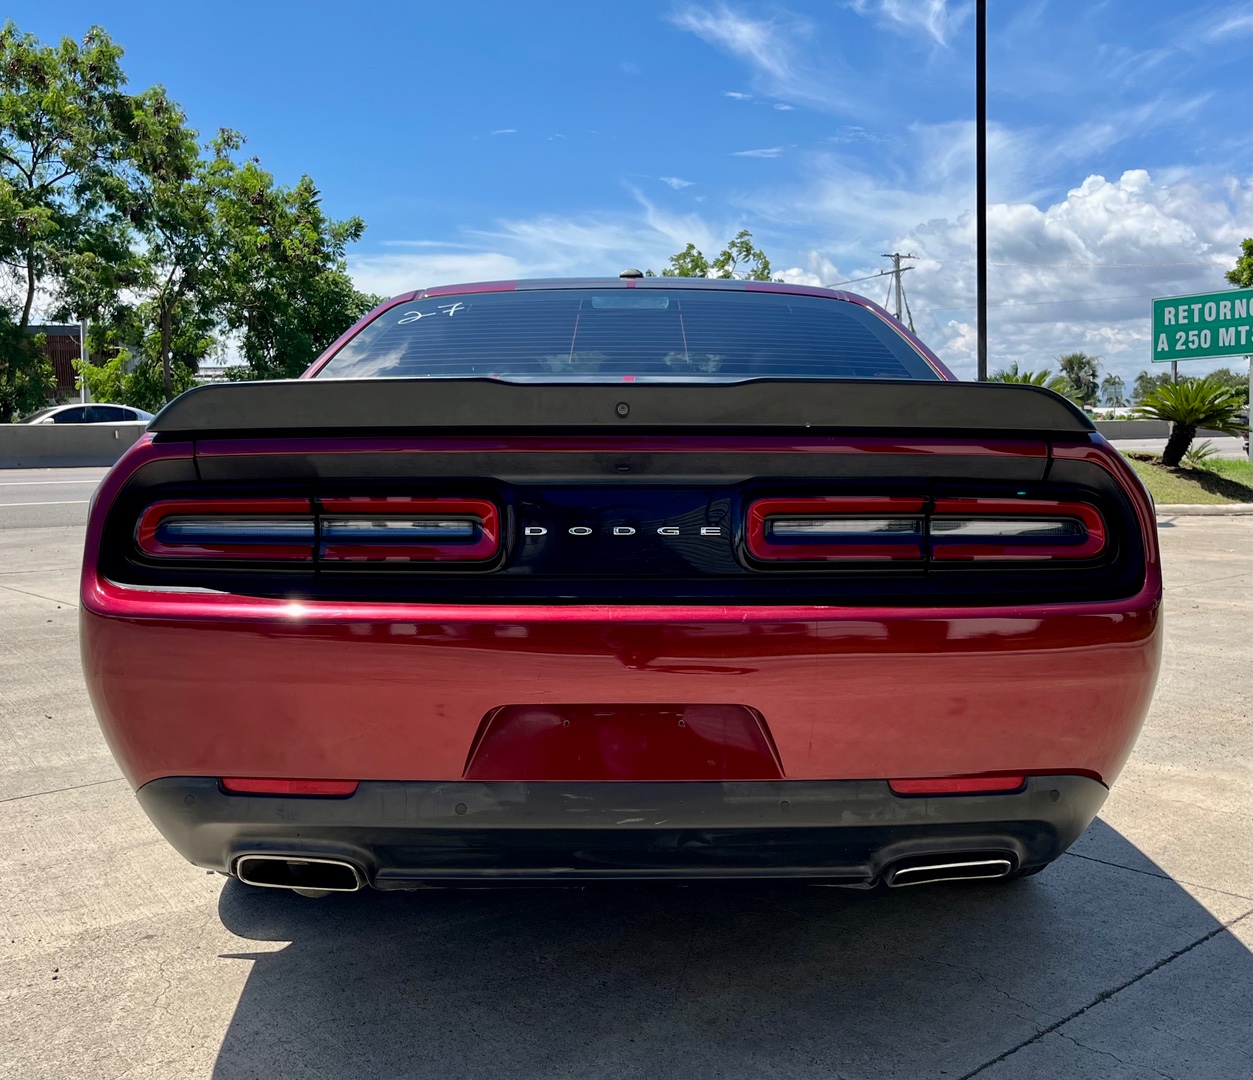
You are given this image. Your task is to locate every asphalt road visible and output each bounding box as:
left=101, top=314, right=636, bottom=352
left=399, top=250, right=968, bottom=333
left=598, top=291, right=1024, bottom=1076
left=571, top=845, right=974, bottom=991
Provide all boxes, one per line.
left=0, top=484, right=1249, bottom=1079
left=0, top=467, right=106, bottom=530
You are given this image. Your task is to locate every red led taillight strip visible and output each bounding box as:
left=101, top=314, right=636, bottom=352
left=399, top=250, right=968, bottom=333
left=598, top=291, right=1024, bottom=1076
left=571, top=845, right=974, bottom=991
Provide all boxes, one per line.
left=317, top=497, right=500, bottom=562
left=747, top=496, right=1106, bottom=564
left=930, top=498, right=1105, bottom=561
left=136, top=499, right=315, bottom=561
left=746, top=497, right=927, bottom=561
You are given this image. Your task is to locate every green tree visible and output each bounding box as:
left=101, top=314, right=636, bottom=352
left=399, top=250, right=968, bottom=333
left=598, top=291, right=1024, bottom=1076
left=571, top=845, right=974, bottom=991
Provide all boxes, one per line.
left=1100, top=373, right=1127, bottom=408
left=1132, top=369, right=1173, bottom=404
left=218, top=168, right=379, bottom=380
left=1226, top=238, right=1252, bottom=289
left=660, top=230, right=776, bottom=280
left=1057, top=351, right=1101, bottom=405
left=81, top=107, right=239, bottom=402
left=661, top=242, right=709, bottom=278
left=1134, top=375, right=1249, bottom=467
left=0, top=21, right=132, bottom=419
left=989, top=360, right=1072, bottom=397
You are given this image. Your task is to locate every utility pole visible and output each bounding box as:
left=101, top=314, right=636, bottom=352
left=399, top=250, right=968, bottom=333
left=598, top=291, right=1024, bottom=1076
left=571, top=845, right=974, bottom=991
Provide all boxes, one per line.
left=976, top=0, right=988, bottom=381
left=881, top=252, right=918, bottom=332
left=79, top=319, right=91, bottom=404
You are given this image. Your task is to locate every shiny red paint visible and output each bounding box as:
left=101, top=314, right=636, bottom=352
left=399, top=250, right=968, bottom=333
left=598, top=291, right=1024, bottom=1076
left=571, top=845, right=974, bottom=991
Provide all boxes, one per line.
left=317, top=497, right=500, bottom=563
left=463, top=704, right=783, bottom=781
left=81, top=432, right=1162, bottom=792
left=930, top=498, right=1106, bottom=561
left=747, top=496, right=926, bottom=561
left=135, top=497, right=314, bottom=561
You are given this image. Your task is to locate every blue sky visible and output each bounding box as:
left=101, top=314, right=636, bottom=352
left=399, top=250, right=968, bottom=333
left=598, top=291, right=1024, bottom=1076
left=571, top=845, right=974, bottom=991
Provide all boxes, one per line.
left=11, top=0, right=1252, bottom=383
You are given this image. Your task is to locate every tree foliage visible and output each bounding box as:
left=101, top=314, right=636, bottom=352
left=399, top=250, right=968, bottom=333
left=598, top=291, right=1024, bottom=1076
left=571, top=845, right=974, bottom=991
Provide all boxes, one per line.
left=1133, top=376, right=1249, bottom=467
left=659, top=230, right=776, bottom=281
left=989, top=360, right=1073, bottom=398
left=0, top=21, right=131, bottom=419
left=218, top=170, right=380, bottom=380
left=1100, top=373, right=1127, bottom=408
left=1057, top=352, right=1101, bottom=405
left=1226, top=238, right=1253, bottom=289
left=0, top=20, right=377, bottom=416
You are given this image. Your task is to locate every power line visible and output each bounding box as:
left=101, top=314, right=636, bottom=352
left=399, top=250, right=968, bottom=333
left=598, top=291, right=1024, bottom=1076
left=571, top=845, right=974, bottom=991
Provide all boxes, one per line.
left=916, top=292, right=1158, bottom=314
left=823, top=267, right=908, bottom=288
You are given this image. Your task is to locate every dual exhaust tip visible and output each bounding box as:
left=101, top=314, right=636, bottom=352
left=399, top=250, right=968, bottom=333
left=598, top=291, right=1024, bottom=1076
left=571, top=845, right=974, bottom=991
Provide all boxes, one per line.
left=233, top=852, right=1014, bottom=894
left=884, top=856, right=1014, bottom=888
left=235, top=854, right=365, bottom=896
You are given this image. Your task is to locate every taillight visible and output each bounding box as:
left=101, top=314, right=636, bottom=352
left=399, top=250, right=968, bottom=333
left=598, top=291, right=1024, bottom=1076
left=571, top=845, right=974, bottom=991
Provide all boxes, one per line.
left=136, top=499, right=315, bottom=561
left=930, top=498, right=1105, bottom=561
left=746, top=496, right=1106, bottom=565
left=220, top=777, right=359, bottom=796
left=889, top=774, right=1026, bottom=796
left=747, top=497, right=926, bottom=561
left=318, top=497, right=499, bottom=562
left=135, top=496, right=501, bottom=566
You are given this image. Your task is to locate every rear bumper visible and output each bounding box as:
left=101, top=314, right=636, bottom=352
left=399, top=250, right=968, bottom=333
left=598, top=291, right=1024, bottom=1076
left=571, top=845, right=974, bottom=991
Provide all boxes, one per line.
left=137, top=774, right=1107, bottom=887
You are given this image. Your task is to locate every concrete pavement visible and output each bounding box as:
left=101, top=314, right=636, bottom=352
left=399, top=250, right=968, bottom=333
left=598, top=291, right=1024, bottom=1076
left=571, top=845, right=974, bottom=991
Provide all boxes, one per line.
left=0, top=505, right=1249, bottom=1079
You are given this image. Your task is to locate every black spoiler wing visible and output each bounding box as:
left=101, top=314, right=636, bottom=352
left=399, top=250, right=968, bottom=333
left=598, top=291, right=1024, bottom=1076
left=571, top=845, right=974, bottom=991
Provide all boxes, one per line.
left=148, top=378, right=1094, bottom=438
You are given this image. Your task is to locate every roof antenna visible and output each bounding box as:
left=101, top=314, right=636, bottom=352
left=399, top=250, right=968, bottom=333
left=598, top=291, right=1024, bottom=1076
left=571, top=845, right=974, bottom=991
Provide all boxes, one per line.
left=619, top=268, right=644, bottom=279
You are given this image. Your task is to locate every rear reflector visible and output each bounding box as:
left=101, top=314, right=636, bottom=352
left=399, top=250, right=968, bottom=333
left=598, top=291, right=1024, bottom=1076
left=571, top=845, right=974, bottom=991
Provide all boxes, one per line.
left=930, top=498, right=1105, bottom=561
left=747, top=497, right=926, bottom=561
left=318, top=497, right=500, bottom=562
left=889, top=775, right=1026, bottom=796
left=136, top=499, right=314, bottom=560
left=220, top=777, right=359, bottom=796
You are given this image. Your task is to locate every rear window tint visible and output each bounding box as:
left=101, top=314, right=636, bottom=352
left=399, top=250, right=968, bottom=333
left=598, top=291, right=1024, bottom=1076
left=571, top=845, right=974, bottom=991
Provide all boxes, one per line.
left=317, top=288, right=941, bottom=381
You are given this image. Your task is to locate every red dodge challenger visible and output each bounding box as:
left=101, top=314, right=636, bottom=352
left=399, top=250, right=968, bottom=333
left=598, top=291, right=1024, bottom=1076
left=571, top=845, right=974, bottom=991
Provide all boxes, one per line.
left=81, top=277, right=1162, bottom=896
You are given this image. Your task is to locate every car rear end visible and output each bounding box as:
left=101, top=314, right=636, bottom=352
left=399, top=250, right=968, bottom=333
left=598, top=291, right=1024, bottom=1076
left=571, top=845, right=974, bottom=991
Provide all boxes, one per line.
left=80, top=280, right=1162, bottom=893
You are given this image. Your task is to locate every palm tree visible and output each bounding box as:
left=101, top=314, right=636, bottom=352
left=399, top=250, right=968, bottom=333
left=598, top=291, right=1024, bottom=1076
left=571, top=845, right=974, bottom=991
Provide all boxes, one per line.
left=1100, top=373, right=1127, bottom=408
left=1134, top=376, right=1249, bottom=467
left=1057, top=352, right=1101, bottom=406
left=990, top=361, right=1073, bottom=398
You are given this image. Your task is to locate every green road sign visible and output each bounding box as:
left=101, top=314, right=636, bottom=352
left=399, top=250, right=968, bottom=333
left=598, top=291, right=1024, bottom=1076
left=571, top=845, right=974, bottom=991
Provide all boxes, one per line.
left=1152, top=288, right=1253, bottom=363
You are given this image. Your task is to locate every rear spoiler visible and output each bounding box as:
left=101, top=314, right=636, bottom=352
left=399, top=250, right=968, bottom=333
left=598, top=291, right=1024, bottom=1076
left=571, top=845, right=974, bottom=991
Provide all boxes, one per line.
left=148, top=378, right=1094, bottom=438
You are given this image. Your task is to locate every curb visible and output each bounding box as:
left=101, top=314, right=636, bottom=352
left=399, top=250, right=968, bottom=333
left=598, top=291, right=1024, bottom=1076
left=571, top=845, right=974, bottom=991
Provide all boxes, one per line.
left=1155, top=504, right=1253, bottom=517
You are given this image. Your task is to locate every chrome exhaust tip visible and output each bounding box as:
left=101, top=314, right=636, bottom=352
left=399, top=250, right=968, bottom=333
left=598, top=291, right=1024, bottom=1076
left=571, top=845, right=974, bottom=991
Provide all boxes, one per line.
left=885, top=856, right=1014, bottom=888
left=235, top=854, right=366, bottom=894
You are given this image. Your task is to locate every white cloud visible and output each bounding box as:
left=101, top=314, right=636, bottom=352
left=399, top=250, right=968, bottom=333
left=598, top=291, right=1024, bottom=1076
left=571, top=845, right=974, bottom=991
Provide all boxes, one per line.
left=670, top=4, right=861, bottom=115
left=846, top=0, right=971, bottom=46
left=731, top=146, right=784, bottom=158
left=490, top=129, right=516, bottom=135
left=670, top=4, right=800, bottom=83
left=1201, top=5, right=1253, bottom=42
left=660, top=176, right=696, bottom=189
left=889, top=170, right=1250, bottom=381
left=723, top=90, right=753, bottom=100
left=773, top=103, right=795, bottom=111
left=347, top=192, right=736, bottom=295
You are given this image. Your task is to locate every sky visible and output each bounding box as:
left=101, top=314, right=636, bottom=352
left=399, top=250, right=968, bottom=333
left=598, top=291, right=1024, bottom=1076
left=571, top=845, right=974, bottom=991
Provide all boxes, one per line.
left=11, top=0, right=1252, bottom=384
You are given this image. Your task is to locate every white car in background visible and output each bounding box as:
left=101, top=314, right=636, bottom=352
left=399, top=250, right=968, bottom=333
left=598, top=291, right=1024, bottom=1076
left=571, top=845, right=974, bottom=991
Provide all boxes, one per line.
left=20, top=404, right=154, bottom=425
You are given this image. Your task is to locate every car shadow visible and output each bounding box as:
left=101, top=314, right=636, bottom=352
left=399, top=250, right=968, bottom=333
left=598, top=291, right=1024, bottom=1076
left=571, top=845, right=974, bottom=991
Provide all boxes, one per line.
left=211, top=818, right=1250, bottom=1080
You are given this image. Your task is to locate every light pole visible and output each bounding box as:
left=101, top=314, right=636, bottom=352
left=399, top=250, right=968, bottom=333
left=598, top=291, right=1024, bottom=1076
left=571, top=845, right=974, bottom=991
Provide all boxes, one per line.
left=976, top=0, right=988, bottom=382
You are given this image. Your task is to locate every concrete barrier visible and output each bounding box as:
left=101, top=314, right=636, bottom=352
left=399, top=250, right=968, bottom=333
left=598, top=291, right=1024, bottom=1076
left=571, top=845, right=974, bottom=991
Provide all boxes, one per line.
left=1094, top=419, right=1170, bottom=439
left=0, top=422, right=148, bottom=468
left=1094, top=419, right=1231, bottom=440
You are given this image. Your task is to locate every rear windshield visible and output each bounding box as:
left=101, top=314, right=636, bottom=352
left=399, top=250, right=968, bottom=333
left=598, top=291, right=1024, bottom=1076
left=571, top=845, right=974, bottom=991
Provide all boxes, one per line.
left=316, top=288, right=941, bottom=381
